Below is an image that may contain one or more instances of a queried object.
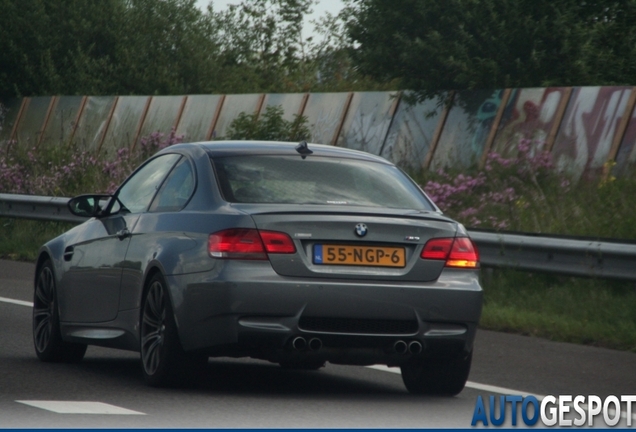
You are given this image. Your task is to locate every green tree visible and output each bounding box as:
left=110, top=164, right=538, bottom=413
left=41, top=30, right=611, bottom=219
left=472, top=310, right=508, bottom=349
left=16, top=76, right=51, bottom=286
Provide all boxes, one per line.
left=348, top=0, right=636, bottom=102
left=114, top=0, right=221, bottom=95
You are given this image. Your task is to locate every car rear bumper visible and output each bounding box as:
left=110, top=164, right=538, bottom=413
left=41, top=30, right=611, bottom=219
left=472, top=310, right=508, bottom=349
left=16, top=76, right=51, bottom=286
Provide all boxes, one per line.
left=167, top=261, right=482, bottom=366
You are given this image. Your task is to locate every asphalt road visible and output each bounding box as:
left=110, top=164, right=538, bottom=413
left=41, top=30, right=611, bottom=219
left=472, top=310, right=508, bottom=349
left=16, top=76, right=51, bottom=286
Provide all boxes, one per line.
left=1, top=259, right=634, bottom=428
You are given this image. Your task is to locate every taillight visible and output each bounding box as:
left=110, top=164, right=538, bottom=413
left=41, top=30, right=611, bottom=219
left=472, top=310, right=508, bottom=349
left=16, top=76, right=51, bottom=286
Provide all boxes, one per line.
left=421, top=238, right=453, bottom=260
left=208, top=228, right=296, bottom=259
left=421, top=237, right=479, bottom=268
left=259, top=231, right=296, bottom=254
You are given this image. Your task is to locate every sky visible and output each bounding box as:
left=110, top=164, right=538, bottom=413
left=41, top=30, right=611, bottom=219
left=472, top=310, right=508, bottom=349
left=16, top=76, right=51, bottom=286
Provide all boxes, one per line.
left=195, top=0, right=346, bottom=40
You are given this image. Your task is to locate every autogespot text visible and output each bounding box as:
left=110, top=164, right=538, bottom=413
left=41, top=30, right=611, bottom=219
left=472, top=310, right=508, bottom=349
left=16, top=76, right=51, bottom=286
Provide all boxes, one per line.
left=471, top=394, right=636, bottom=427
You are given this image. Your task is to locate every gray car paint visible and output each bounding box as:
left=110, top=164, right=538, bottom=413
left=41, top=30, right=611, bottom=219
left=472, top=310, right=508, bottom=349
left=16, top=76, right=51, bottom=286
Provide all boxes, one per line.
left=37, top=141, right=482, bottom=366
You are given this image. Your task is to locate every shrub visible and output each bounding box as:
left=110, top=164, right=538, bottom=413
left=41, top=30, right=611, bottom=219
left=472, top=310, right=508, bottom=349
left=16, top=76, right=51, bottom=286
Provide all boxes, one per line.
left=225, top=105, right=310, bottom=142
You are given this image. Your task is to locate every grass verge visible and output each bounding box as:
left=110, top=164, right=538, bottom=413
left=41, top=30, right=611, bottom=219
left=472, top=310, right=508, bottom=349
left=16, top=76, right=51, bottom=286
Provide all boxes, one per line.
left=0, top=218, right=73, bottom=261
left=481, top=269, right=636, bottom=352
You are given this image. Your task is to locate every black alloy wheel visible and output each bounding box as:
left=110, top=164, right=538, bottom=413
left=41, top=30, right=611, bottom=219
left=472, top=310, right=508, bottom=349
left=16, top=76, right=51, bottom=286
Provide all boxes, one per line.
left=140, top=273, right=207, bottom=387
left=33, top=260, right=87, bottom=362
left=400, top=352, right=472, bottom=396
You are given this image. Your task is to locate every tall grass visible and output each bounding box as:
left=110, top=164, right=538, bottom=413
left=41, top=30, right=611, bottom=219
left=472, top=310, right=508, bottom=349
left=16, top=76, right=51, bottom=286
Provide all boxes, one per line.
left=481, top=269, right=636, bottom=352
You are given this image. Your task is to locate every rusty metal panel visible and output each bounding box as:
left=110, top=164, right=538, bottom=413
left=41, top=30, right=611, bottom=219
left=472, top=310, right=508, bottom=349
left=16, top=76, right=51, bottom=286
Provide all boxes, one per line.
left=303, top=92, right=351, bottom=145
left=0, top=98, right=25, bottom=146
left=259, top=93, right=307, bottom=122
left=100, top=96, right=150, bottom=155
left=211, top=94, right=262, bottom=139
left=136, top=95, right=185, bottom=145
left=552, top=86, right=632, bottom=180
left=336, top=92, right=397, bottom=155
left=431, top=90, right=508, bottom=170
left=491, top=88, right=570, bottom=158
left=13, top=96, right=54, bottom=146
left=39, top=96, right=84, bottom=147
left=380, top=93, right=446, bottom=170
left=72, top=96, right=118, bottom=152
left=175, top=95, right=223, bottom=142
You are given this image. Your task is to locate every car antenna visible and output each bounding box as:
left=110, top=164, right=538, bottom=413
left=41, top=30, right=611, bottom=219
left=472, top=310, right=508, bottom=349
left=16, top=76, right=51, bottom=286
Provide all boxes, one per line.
left=295, top=140, right=313, bottom=159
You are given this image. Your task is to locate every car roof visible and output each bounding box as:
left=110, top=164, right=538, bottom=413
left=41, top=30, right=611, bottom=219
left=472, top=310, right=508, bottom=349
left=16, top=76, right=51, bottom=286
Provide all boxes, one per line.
left=175, top=141, right=394, bottom=165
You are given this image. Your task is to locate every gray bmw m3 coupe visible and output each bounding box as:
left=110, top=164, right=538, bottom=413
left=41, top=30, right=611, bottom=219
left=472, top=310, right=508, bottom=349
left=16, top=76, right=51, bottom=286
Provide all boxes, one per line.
left=33, top=141, right=482, bottom=395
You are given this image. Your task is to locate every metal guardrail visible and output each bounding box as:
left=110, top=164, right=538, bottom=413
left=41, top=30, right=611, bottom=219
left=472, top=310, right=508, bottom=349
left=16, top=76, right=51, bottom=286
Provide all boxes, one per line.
left=2, top=193, right=636, bottom=281
left=470, top=230, right=636, bottom=281
left=0, top=193, right=85, bottom=224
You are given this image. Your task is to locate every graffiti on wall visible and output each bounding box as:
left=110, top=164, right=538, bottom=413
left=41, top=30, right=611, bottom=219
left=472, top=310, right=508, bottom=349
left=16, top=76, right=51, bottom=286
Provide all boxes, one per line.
left=614, top=104, right=636, bottom=176
left=491, top=87, right=566, bottom=157
left=431, top=90, right=510, bottom=170
left=3, top=87, right=636, bottom=178
left=552, top=86, right=632, bottom=179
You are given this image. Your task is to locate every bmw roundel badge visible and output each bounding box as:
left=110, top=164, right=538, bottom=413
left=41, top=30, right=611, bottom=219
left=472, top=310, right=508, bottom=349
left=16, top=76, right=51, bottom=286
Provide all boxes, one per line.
left=354, top=223, right=368, bottom=237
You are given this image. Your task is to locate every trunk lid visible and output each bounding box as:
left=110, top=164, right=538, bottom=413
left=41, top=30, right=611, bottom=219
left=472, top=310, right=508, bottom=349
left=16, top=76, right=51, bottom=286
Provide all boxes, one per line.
left=236, top=204, right=458, bottom=282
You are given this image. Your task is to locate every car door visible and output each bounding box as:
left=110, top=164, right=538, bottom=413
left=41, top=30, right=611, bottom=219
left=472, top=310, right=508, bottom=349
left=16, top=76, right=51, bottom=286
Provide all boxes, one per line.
left=118, top=156, right=197, bottom=312
left=59, top=154, right=181, bottom=323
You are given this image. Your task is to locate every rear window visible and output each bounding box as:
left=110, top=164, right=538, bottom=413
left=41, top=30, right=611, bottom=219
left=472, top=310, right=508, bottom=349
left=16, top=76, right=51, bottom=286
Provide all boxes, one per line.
left=212, top=155, right=434, bottom=210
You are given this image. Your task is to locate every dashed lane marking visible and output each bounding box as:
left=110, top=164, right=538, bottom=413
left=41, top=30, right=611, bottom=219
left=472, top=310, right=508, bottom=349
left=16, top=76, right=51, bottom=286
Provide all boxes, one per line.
left=16, top=401, right=145, bottom=415
left=0, top=296, right=33, bottom=307
left=367, top=365, right=636, bottom=422
left=4, top=294, right=635, bottom=422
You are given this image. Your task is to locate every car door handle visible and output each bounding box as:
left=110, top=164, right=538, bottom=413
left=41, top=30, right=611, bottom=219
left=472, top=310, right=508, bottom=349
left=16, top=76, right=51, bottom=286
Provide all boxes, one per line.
left=116, top=228, right=131, bottom=240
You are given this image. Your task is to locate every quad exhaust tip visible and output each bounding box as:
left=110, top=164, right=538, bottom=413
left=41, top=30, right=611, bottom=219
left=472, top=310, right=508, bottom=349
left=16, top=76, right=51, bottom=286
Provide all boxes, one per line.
left=292, top=336, right=307, bottom=350
left=393, top=340, right=408, bottom=355
left=408, top=341, right=423, bottom=354
left=308, top=338, right=322, bottom=351
left=393, top=340, right=423, bottom=355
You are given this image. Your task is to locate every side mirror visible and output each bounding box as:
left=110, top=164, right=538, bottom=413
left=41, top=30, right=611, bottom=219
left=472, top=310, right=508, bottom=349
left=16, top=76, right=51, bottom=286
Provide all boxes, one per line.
left=67, top=195, right=112, bottom=218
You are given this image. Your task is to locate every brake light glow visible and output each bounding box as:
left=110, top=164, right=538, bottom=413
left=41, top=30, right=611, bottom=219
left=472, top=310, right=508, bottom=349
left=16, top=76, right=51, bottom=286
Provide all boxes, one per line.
left=259, top=230, right=296, bottom=254
left=421, top=237, right=479, bottom=268
left=208, top=228, right=296, bottom=259
left=421, top=238, right=453, bottom=260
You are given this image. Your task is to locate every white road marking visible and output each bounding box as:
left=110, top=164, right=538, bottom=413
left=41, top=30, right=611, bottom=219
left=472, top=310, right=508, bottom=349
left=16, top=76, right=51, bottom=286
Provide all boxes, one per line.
left=3, top=294, right=635, bottom=423
left=367, top=365, right=636, bottom=422
left=0, top=296, right=33, bottom=307
left=16, top=401, right=145, bottom=415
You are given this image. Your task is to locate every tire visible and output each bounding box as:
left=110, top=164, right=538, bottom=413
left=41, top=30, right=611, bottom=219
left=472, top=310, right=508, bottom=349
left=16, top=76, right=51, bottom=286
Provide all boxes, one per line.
left=400, top=353, right=472, bottom=396
left=279, top=360, right=325, bottom=371
left=140, top=273, right=207, bottom=387
left=33, top=260, right=87, bottom=363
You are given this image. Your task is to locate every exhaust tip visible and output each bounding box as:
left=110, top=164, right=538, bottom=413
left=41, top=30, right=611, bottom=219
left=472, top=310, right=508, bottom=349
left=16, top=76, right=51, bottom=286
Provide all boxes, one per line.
left=408, top=341, right=423, bottom=355
left=292, top=336, right=307, bottom=350
left=308, top=338, right=322, bottom=351
left=393, top=340, right=407, bottom=355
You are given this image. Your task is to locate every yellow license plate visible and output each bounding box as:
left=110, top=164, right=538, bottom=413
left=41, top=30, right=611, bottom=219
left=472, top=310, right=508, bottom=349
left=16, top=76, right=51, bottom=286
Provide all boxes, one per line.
left=313, top=244, right=406, bottom=267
